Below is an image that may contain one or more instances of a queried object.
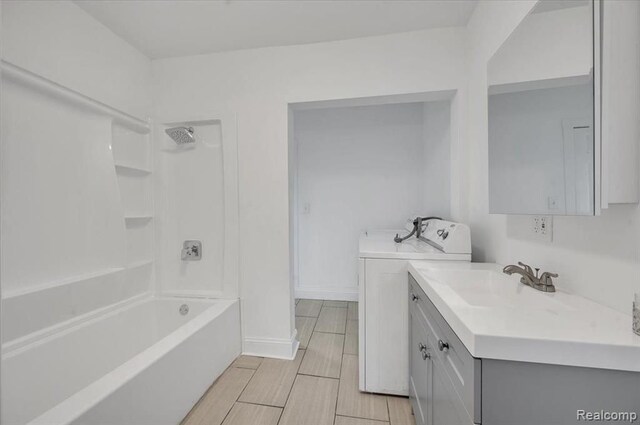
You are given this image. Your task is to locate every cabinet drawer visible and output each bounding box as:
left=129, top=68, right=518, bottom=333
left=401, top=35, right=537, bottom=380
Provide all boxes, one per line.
left=409, top=274, right=481, bottom=424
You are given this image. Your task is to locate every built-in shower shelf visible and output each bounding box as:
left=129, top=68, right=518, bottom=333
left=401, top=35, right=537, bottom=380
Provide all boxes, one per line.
left=124, top=215, right=153, bottom=222
left=115, top=163, right=151, bottom=175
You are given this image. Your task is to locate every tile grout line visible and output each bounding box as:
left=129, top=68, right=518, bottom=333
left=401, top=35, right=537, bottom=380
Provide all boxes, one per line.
left=305, top=310, right=321, bottom=348
left=216, top=366, right=259, bottom=425
left=333, top=332, right=347, bottom=425
left=386, top=394, right=391, bottom=425
left=296, top=299, right=324, bottom=318
left=275, top=347, right=308, bottom=425
left=315, top=305, right=349, bottom=335
left=233, top=400, right=285, bottom=409
left=304, top=299, right=345, bottom=425
left=331, top=333, right=343, bottom=425
left=233, top=365, right=261, bottom=370
left=298, top=311, right=320, bottom=350
left=334, top=308, right=350, bottom=425
left=311, top=330, right=346, bottom=336
left=296, top=371, right=341, bottom=380
left=181, top=363, right=253, bottom=425
left=337, top=414, right=391, bottom=424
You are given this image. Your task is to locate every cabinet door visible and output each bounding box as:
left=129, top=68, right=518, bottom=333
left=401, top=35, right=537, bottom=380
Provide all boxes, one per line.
left=430, top=344, right=474, bottom=425
left=364, top=259, right=409, bottom=395
left=601, top=0, right=640, bottom=205
left=409, top=306, right=432, bottom=425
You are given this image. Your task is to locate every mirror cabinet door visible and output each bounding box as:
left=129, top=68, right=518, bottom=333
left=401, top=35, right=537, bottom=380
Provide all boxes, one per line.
left=487, top=0, right=596, bottom=216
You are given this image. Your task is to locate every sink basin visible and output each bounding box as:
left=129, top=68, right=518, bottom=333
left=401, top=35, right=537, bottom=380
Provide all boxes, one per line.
left=408, top=261, right=640, bottom=373
left=421, top=268, right=566, bottom=310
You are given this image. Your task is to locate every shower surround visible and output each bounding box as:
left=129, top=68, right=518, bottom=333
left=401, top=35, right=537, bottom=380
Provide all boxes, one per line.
left=1, top=2, right=241, bottom=423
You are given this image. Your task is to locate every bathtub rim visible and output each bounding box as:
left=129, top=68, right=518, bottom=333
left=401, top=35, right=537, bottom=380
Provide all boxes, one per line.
left=2, top=291, right=150, bottom=356
left=24, top=296, right=238, bottom=425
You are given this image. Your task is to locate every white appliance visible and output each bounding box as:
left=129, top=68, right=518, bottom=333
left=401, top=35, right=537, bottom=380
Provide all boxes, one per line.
left=358, top=218, right=471, bottom=396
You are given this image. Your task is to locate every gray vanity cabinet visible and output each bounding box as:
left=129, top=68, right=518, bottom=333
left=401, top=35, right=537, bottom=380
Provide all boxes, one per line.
left=409, top=305, right=432, bottom=425
left=431, top=352, right=473, bottom=425
left=409, top=276, right=480, bottom=425
left=408, top=273, right=640, bottom=425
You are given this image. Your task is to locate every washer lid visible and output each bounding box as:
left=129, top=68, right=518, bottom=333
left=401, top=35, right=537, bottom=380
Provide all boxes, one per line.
left=358, top=230, right=470, bottom=260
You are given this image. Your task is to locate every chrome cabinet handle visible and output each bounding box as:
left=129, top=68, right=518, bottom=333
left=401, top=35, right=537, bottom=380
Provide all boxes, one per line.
left=411, top=293, right=419, bottom=302
left=418, top=342, right=426, bottom=352
left=438, top=340, right=449, bottom=351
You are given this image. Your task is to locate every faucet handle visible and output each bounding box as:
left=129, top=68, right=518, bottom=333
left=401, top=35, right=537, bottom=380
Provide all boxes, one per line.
left=517, top=261, right=534, bottom=275
left=539, top=271, right=558, bottom=284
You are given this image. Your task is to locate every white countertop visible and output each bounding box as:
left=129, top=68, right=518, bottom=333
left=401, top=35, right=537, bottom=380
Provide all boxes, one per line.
left=408, top=261, right=640, bottom=372
left=359, top=231, right=470, bottom=261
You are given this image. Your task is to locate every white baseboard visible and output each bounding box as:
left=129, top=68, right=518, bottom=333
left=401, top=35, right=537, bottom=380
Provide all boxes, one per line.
left=243, top=330, right=299, bottom=360
left=295, top=285, right=358, bottom=302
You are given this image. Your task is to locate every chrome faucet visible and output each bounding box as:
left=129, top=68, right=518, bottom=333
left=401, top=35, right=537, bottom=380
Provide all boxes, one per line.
left=503, top=262, right=558, bottom=293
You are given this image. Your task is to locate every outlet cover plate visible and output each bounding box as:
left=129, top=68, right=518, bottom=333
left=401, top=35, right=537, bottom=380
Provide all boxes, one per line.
left=531, top=216, right=553, bottom=242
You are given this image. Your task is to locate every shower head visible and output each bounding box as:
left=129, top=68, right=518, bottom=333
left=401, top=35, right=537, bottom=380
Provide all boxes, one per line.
left=165, top=126, right=195, bottom=145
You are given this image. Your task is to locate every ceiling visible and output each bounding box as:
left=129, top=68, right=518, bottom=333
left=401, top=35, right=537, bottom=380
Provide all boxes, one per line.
left=74, top=0, right=478, bottom=59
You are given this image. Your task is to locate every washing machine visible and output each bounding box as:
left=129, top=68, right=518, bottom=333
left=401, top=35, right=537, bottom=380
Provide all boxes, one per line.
left=358, top=219, right=471, bottom=396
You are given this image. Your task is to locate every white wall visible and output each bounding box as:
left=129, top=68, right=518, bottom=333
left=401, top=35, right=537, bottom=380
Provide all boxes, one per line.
left=294, top=102, right=450, bottom=301
left=460, top=0, right=640, bottom=315
left=1, top=1, right=151, bottom=119
left=1, top=1, right=153, bottom=341
left=422, top=101, right=452, bottom=217
left=153, top=28, right=466, bottom=357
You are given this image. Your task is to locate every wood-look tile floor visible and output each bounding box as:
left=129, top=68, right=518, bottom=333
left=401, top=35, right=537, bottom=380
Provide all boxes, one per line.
left=182, top=299, right=415, bottom=425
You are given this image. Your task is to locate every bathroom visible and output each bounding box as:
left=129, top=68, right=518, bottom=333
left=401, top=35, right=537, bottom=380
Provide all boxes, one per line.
left=1, top=1, right=639, bottom=424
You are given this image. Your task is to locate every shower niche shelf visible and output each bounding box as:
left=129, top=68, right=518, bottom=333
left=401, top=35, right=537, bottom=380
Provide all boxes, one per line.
left=111, top=120, right=154, bottom=273
left=114, top=163, right=151, bottom=175
left=124, top=215, right=153, bottom=223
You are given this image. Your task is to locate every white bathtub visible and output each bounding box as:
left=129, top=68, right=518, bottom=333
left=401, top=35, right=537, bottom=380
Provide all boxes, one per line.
left=1, top=296, right=241, bottom=425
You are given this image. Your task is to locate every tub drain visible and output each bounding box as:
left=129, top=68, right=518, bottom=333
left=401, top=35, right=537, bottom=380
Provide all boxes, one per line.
left=179, top=304, right=189, bottom=315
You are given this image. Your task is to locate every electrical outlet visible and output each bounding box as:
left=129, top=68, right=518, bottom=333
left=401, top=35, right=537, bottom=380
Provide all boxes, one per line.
left=531, top=216, right=553, bottom=242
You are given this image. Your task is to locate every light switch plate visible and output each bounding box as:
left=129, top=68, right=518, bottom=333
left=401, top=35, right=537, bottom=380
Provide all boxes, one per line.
left=531, top=216, right=553, bottom=242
